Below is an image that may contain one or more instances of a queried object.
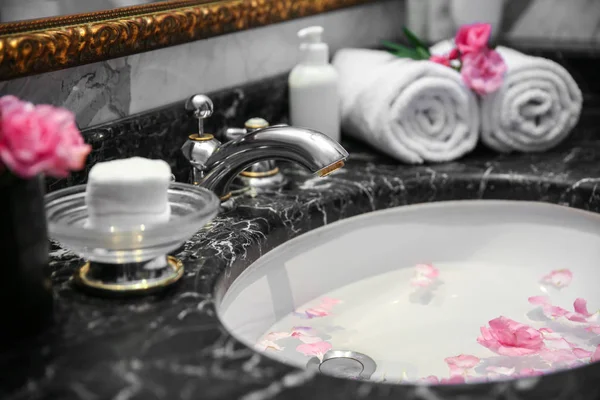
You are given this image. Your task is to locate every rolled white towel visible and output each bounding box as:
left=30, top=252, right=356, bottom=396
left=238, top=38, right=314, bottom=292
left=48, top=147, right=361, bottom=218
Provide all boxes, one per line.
left=479, top=47, right=583, bottom=153
left=332, top=49, right=479, bottom=164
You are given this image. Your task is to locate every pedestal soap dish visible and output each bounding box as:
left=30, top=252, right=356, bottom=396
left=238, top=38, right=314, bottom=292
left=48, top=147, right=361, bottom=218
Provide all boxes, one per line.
left=45, top=182, right=220, bottom=296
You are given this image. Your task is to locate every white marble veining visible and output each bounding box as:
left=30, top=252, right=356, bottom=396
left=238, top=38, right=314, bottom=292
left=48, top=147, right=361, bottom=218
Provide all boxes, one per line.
left=0, top=0, right=405, bottom=129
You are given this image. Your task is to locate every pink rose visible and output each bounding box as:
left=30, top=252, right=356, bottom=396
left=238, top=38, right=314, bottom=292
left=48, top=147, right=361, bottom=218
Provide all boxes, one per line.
left=461, top=49, right=507, bottom=95
left=455, top=23, right=492, bottom=55
left=477, top=316, right=544, bottom=356
left=0, top=95, right=91, bottom=179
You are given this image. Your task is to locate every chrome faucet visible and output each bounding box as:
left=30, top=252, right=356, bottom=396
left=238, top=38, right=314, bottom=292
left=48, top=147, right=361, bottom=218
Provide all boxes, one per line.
left=224, top=117, right=288, bottom=191
left=180, top=94, right=348, bottom=201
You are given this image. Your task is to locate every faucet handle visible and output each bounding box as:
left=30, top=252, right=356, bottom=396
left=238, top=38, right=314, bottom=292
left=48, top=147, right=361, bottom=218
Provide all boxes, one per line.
left=185, top=94, right=214, bottom=136
left=223, top=117, right=270, bottom=141
left=244, top=117, right=269, bottom=131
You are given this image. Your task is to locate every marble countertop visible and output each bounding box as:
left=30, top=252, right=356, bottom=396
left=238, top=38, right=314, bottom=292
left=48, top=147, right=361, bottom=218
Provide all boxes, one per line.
left=5, top=120, right=600, bottom=399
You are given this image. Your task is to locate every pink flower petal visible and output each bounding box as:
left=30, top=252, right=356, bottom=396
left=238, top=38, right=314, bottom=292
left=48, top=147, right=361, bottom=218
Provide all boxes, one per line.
left=411, top=264, right=440, bottom=287
left=573, top=348, right=592, bottom=359
left=477, top=317, right=544, bottom=356
left=291, top=326, right=313, bottom=332
left=586, top=325, right=600, bottom=334
left=296, top=341, right=332, bottom=361
left=444, top=355, right=480, bottom=369
left=540, top=348, right=579, bottom=364
left=539, top=328, right=563, bottom=340
left=543, top=338, right=572, bottom=351
left=592, top=345, right=600, bottom=363
left=415, top=263, right=439, bottom=279
left=319, top=297, right=342, bottom=311
left=573, top=298, right=592, bottom=317
left=519, top=368, right=544, bottom=377
left=529, top=297, right=592, bottom=323
left=541, top=269, right=573, bottom=288
left=264, top=331, right=291, bottom=342
left=440, top=376, right=465, bottom=385
left=430, top=54, right=452, bottom=67
left=255, top=340, right=283, bottom=352
left=305, top=307, right=329, bottom=318
left=291, top=331, right=324, bottom=344
left=529, top=296, right=551, bottom=306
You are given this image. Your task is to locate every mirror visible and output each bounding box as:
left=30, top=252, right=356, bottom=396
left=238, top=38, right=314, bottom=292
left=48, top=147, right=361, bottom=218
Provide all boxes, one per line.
left=1, top=0, right=597, bottom=82
left=0, top=1, right=165, bottom=23
left=1, top=0, right=371, bottom=81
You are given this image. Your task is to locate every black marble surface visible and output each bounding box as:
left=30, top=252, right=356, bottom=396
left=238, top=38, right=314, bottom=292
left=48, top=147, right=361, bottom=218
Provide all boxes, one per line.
left=5, top=126, right=600, bottom=399
left=6, top=48, right=600, bottom=399
left=45, top=73, right=289, bottom=193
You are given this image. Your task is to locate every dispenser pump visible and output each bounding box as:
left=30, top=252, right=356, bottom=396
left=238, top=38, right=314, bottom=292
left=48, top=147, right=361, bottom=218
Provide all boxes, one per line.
left=297, top=26, right=328, bottom=65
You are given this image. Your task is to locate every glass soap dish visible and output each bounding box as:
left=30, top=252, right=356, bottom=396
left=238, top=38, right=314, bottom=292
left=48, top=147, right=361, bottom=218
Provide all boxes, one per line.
left=45, top=182, right=220, bottom=296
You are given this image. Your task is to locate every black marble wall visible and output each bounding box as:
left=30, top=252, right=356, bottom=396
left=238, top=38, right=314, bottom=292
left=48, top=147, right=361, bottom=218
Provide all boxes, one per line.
left=46, top=73, right=289, bottom=193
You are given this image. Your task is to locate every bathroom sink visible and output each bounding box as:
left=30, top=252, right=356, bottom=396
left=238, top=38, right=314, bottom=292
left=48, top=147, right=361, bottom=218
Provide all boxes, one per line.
left=218, top=200, right=600, bottom=384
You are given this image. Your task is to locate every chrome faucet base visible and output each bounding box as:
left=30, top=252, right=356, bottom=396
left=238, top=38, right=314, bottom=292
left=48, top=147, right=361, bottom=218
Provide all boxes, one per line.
left=239, top=169, right=288, bottom=191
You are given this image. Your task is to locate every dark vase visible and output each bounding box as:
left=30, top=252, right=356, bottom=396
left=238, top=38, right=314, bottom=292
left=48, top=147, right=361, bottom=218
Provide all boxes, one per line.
left=0, top=173, right=53, bottom=342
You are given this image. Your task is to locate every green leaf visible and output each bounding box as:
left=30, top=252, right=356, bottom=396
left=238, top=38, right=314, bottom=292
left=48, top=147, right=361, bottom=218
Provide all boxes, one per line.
left=381, top=40, right=422, bottom=59
left=393, top=48, right=421, bottom=60
left=415, top=46, right=431, bottom=60
left=381, top=40, right=411, bottom=52
left=402, top=26, right=430, bottom=55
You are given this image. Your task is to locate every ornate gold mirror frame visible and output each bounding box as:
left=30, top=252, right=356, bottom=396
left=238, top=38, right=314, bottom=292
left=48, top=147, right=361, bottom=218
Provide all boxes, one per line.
left=0, top=0, right=374, bottom=81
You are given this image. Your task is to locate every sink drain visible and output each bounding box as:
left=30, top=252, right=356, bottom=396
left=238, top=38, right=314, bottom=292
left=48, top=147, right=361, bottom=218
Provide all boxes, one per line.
left=307, top=350, right=377, bottom=380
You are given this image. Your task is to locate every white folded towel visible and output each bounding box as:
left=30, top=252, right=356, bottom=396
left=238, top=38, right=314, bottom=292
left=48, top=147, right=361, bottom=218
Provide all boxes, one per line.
left=431, top=42, right=583, bottom=153
left=480, top=47, right=583, bottom=153
left=332, top=48, right=480, bottom=164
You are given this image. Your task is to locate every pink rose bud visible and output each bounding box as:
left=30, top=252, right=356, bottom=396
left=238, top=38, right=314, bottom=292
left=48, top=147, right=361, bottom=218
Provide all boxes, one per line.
left=454, top=23, right=492, bottom=55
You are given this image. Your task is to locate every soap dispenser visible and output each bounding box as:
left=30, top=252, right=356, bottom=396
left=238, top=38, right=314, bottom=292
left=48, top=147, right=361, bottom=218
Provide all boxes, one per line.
left=289, top=26, right=340, bottom=142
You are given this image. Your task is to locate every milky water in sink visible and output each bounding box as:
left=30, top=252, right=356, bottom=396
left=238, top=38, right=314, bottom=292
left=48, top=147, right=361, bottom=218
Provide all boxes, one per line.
left=255, top=260, right=600, bottom=384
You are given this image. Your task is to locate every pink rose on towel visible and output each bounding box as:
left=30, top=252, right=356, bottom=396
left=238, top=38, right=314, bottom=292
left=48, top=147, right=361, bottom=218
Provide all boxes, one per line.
left=0, top=95, right=91, bottom=179
left=477, top=316, right=544, bottom=356
left=455, top=23, right=492, bottom=55
left=461, top=49, right=507, bottom=95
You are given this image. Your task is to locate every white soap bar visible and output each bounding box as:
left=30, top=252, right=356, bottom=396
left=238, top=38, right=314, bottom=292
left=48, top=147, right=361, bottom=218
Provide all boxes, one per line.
left=85, top=157, right=172, bottom=230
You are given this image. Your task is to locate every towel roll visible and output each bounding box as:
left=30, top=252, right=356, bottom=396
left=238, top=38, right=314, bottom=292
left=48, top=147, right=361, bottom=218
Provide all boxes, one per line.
left=332, top=49, right=479, bottom=164
left=479, top=47, right=583, bottom=153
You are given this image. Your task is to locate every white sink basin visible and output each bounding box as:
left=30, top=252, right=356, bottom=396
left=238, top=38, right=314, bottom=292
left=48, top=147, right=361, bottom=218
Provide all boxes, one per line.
left=217, top=201, right=600, bottom=384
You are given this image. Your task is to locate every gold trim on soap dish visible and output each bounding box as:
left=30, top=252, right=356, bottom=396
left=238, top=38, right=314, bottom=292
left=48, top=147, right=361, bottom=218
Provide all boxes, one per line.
left=74, top=256, right=184, bottom=296
left=0, top=0, right=377, bottom=81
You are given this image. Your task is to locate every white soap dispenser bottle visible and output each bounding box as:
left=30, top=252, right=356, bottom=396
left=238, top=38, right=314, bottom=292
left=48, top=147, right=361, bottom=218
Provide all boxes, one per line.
left=289, top=26, right=340, bottom=142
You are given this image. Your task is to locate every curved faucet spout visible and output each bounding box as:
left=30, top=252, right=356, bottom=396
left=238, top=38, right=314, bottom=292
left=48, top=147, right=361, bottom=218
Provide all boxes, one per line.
left=198, top=125, right=349, bottom=198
